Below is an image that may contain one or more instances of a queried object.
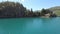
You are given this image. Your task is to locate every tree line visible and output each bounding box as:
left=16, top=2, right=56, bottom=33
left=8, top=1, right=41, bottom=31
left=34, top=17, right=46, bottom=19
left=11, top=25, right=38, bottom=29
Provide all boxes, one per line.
left=0, top=1, right=57, bottom=18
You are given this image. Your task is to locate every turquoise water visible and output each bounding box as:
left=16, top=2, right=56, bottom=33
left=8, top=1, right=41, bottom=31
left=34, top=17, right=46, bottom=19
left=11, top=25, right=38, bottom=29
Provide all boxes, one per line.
left=0, top=17, right=60, bottom=34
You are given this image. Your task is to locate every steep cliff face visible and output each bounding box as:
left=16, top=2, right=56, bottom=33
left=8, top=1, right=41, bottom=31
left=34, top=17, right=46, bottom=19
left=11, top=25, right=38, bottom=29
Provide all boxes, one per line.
left=0, top=1, right=26, bottom=17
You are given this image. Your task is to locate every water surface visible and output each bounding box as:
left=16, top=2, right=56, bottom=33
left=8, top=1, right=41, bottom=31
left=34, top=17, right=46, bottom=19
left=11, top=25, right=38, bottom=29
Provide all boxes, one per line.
left=0, top=17, right=60, bottom=34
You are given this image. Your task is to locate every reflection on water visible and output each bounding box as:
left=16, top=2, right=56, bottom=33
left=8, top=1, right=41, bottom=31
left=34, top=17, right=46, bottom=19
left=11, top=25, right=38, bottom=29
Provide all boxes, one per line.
left=0, top=17, right=60, bottom=34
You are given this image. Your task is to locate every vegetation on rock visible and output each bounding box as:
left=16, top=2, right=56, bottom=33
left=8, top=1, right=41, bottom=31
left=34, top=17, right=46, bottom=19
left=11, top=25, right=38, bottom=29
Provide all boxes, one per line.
left=0, top=1, right=57, bottom=18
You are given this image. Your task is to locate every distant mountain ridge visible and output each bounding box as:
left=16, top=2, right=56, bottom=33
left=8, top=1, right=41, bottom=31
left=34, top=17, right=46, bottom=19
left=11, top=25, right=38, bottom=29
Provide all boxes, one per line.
left=48, top=6, right=60, bottom=16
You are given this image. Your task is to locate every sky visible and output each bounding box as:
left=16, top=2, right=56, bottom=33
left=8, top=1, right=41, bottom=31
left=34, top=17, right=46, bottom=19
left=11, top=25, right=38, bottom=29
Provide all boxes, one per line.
left=0, top=0, right=60, bottom=11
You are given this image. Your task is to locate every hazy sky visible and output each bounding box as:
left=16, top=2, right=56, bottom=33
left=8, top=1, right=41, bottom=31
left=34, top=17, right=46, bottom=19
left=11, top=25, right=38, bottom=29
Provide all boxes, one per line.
left=0, top=0, right=60, bottom=11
